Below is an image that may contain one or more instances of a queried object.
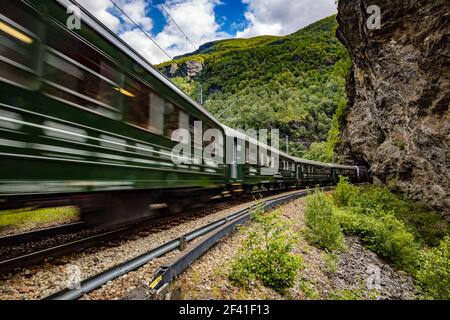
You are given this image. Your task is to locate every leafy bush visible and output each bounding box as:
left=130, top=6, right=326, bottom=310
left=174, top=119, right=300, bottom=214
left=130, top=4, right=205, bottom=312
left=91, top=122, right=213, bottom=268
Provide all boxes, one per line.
left=416, top=236, right=450, bottom=300
left=336, top=208, right=419, bottom=273
left=229, top=206, right=302, bottom=293
left=304, top=191, right=344, bottom=251
left=333, top=179, right=449, bottom=294
left=336, top=183, right=448, bottom=246
left=333, top=176, right=360, bottom=208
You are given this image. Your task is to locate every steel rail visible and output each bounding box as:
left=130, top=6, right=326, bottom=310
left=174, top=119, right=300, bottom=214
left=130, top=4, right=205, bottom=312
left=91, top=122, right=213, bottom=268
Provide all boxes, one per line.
left=0, top=226, right=130, bottom=274
left=0, top=189, right=285, bottom=275
left=0, top=222, right=85, bottom=247
left=44, top=188, right=324, bottom=300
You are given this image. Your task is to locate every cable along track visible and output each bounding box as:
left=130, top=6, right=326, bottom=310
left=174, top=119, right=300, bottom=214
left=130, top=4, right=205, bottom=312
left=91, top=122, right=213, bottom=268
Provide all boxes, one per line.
left=45, top=188, right=330, bottom=300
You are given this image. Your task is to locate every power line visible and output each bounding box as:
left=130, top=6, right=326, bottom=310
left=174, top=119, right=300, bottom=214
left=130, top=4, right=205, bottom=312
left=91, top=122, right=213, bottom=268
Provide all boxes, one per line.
left=108, top=0, right=205, bottom=104
left=109, top=0, right=173, bottom=62
left=158, top=1, right=197, bottom=50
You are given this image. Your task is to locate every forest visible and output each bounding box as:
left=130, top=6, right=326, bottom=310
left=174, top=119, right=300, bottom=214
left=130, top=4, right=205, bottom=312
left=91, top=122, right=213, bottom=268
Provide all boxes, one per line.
left=157, top=15, right=351, bottom=161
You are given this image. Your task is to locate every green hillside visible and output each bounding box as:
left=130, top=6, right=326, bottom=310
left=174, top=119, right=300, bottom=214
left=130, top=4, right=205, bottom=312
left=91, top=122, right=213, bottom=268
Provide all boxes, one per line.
left=157, top=15, right=351, bottom=160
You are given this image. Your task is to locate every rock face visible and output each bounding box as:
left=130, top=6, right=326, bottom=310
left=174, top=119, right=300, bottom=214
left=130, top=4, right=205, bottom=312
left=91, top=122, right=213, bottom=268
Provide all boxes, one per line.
left=336, top=0, right=450, bottom=215
left=162, top=60, right=204, bottom=78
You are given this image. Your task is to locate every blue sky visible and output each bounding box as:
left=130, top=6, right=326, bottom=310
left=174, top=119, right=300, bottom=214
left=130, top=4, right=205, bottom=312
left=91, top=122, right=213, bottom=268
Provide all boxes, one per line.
left=77, top=0, right=337, bottom=64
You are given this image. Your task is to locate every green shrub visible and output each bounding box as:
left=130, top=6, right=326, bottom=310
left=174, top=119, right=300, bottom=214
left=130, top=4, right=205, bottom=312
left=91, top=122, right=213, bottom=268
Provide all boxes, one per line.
left=333, top=176, right=360, bottom=208
left=333, top=179, right=449, bottom=293
left=336, top=208, right=419, bottom=273
left=416, top=236, right=450, bottom=300
left=338, top=185, right=448, bottom=247
left=304, top=191, right=344, bottom=251
left=229, top=207, right=302, bottom=293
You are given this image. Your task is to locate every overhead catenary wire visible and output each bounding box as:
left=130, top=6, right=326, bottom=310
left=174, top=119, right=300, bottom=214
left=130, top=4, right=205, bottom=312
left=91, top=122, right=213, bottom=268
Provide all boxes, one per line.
left=108, top=0, right=173, bottom=61
left=108, top=0, right=204, bottom=104
left=158, top=1, right=197, bottom=51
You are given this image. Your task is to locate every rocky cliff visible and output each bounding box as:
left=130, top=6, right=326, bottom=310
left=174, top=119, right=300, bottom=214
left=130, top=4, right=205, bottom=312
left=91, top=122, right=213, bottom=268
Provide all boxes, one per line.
left=162, top=60, right=204, bottom=78
left=336, top=0, right=449, bottom=214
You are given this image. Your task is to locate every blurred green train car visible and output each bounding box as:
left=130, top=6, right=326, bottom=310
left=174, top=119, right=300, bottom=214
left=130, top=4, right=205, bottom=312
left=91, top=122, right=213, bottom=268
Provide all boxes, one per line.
left=0, top=0, right=367, bottom=226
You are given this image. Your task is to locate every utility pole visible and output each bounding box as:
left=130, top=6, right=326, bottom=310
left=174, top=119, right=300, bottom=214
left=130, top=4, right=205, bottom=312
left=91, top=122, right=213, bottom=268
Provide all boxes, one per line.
left=285, top=136, right=289, bottom=154
left=199, top=83, right=203, bottom=105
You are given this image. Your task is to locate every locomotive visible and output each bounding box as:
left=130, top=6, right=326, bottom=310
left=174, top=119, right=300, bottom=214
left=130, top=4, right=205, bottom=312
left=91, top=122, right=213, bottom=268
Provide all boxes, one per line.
left=0, top=0, right=369, bottom=225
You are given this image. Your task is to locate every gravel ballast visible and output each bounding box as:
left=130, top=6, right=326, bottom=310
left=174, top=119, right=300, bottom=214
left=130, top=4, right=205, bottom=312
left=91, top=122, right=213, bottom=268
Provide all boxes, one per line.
left=0, top=190, right=302, bottom=300
left=168, top=197, right=417, bottom=300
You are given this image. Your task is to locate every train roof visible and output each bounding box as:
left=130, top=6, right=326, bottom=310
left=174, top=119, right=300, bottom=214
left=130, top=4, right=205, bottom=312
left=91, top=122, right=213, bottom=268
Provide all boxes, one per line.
left=56, top=0, right=223, bottom=129
left=329, top=164, right=357, bottom=170
left=222, top=125, right=297, bottom=161
left=291, top=157, right=331, bottom=167
left=57, top=0, right=357, bottom=171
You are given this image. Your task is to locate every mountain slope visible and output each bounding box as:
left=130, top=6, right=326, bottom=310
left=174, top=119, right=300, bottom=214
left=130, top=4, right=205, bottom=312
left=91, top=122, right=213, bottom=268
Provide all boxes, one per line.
left=157, top=15, right=351, bottom=157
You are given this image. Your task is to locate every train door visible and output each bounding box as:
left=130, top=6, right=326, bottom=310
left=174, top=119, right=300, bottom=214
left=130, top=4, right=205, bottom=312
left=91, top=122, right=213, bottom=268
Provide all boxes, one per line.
left=231, top=137, right=238, bottom=180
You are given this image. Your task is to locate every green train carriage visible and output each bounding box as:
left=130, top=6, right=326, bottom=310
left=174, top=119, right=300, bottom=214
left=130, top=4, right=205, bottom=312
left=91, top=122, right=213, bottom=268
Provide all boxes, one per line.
left=0, top=0, right=229, bottom=223
left=0, top=0, right=368, bottom=226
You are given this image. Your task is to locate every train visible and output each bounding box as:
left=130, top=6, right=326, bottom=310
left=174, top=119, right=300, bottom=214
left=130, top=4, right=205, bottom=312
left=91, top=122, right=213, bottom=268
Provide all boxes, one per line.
left=0, top=0, right=369, bottom=226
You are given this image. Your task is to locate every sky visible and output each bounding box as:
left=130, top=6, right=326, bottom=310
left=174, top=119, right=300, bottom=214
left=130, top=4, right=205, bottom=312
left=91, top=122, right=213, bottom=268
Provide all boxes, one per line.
left=76, top=0, right=337, bottom=64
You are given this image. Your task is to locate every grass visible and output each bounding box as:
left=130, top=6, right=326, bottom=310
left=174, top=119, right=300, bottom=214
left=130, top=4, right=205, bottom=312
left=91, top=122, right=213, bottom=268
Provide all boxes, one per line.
left=0, top=206, right=80, bottom=233
left=329, top=287, right=378, bottom=300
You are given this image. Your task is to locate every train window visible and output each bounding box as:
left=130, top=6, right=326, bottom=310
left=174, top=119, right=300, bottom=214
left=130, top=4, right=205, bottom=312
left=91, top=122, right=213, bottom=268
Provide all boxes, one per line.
left=189, top=116, right=202, bottom=163
left=259, top=149, right=267, bottom=167
left=42, top=23, right=121, bottom=117
left=0, top=2, right=40, bottom=33
left=179, top=111, right=189, bottom=131
left=202, top=124, right=211, bottom=148
left=245, top=141, right=249, bottom=164
left=170, top=110, right=189, bottom=142
left=0, top=4, right=39, bottom=89
left=189, top=116, right=202, bottom=146
left=124, top=76, right=152, bottom=130
left=149, top=91, right=164, bottom=135
left=164, top=101, right=179, bottom=137
left=248, top=142, right=257, bottom=164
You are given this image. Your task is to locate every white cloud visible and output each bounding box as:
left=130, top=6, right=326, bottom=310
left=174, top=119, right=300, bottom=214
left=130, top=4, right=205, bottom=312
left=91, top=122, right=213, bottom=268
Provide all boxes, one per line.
left=153, top=0, right=229, bottom=60
left=236, top=0, right=337, bottom=38
left=78, top=0, right=228, bottom=64
left=76, top=0, right=121, bottom=31
left=121, top=0, right=153, bottom=31
left=77, top=0, right=337, bottom=64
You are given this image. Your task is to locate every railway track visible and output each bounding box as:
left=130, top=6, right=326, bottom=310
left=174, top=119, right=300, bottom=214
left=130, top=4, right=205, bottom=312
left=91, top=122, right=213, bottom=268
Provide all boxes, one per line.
left=0, top=222, right=86, bottom=247
left=44, top=188, right=329, bottom=300
left=0, top=188, right=301, bottom=275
